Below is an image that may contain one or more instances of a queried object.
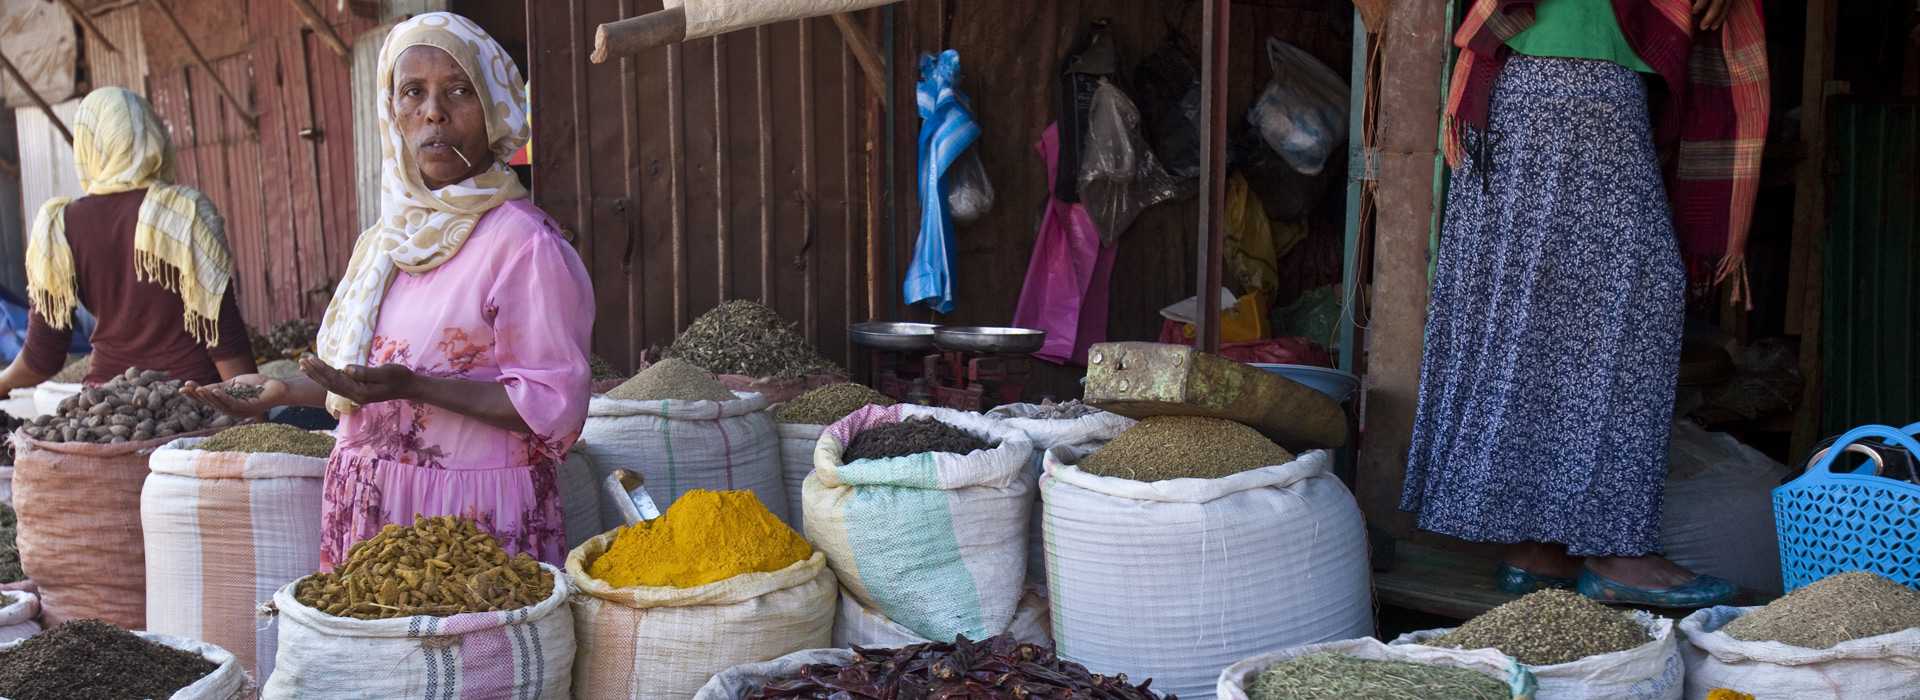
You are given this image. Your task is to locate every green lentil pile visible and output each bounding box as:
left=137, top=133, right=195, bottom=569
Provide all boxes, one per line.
left=1723, top=571, right=1920, bottom=649
left=665, top=300, right=840, bottom=379
left=0, top=503, right=21, bottom=583
left=843, top=417, right=990, bottom=462
left=1249, top=653, right=1510, bottom=700
left=1078, top=416, right=1294, bottom=481
left=49, top=355, right=89, bottom=384
left=199, top=423, right=336, bottom=458
left=776, top=383, right=893, bottom=425
left=606, top=358, right=737, bottom=402
left=1435, top=589, right=1649, bottom=666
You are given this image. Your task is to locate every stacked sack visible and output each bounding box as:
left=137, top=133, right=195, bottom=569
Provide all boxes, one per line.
left=983, top=400, right=1133, bottom=584
left=771, top=383, right=896, bottom=534
left=570, top=489, right=834, bottom=699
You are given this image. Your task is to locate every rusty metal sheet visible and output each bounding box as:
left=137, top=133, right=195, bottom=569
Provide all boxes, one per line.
left=1084, top=342, right=1348, bottom=450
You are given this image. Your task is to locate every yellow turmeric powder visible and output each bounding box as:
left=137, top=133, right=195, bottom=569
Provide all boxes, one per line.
left=1706, top=691, right=1754, bottom=700
left=588, top=489, right=812, bottom=589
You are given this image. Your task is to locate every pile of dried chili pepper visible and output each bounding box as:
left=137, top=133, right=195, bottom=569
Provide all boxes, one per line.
left=749, top=635, right=1171, bottom=699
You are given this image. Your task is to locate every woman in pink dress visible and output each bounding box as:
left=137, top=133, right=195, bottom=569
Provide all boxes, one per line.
left=191, top=13, right=592, bottom=567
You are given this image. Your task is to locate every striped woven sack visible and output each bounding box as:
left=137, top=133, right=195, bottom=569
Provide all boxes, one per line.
left=776, top=422, right=826, bottom=534
left=576, top=392, right=784, bottom=533
left=262, top=563, right=575, bottom=699
left=143, top=436, right=325, bottom=687
left=802, top=404, right=1035, bottom=643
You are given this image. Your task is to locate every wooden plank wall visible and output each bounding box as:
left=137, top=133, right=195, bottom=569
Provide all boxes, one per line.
left=84, top=5, right=149, bottom=91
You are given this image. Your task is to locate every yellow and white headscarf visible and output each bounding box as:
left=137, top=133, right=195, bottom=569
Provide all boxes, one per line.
left=26, top=87, right=233, bottom=345
left=315, top=12, right=530, bottom=415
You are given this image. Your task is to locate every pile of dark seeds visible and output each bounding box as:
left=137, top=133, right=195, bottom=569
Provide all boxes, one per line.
left=222, top=383, right=264, bottom=401
left=0, top=504, right=20, bottom=583
left=1248, top=653, right=1509, bottom=700
left=199, top=424, right=336, bottom=458
left=0, top=619, right=218, bottom=700
left=606, top=358, right=738, bottom=402
left=1435, top=589, right=1650, bottom=666
left=843, top=417, right=990, bottom=462
left=1079, top=416, right=1294, bottom=481
left=776, top=383, right=894, bottom=425
left=1724, top=571, right=1920, bottom=649
left=751, top=634, right=1168, bottom=699
left=665, top=300, right=840, bottom=379
left=23, top=368, right=233, bottom=444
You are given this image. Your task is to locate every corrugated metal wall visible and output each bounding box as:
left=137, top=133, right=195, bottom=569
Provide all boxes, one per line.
left=1823, top=101, right=1920, bottom=433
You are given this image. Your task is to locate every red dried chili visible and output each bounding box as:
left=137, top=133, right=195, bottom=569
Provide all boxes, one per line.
left=750, top=635, right=1171, bottom=699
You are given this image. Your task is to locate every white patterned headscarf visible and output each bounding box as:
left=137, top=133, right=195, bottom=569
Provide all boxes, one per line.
left=315, top=12, right=530, bottom=415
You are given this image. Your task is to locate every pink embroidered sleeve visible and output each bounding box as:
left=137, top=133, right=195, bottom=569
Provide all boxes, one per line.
left=487, top=229, right=594, bottom=445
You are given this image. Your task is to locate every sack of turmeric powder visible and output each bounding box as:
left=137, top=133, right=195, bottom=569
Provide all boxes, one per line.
left=577, top=392, right=785, bottom=533
left=567, top=529, right=837, bottom=700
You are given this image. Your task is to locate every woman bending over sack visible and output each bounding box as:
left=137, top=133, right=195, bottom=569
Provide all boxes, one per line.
left=191, top=13, right=594, bottom=568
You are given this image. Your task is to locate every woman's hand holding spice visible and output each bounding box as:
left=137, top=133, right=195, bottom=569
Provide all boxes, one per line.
left=184, top=373, right=310, bottom=418
left=300, top=357, right=533, bottom=433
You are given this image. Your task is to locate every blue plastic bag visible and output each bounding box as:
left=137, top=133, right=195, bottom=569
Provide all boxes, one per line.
left=0, top=287, right=92, bottom=363
left=904, top=50, right=980, bottom=315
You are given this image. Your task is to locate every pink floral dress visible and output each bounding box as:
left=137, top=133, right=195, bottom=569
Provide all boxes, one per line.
left=320, top=199, right=594, bottom=569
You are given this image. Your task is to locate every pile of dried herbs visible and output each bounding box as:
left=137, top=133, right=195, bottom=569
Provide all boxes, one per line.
left=251, top=319, right=320, bottom=363
left=606, top=358, right=738, bottom=402
left=49, top=355, right=89, bottom=384
left=0, top=503, right=20, bottom=583
left=1434, top=589, right=1649, bottom=665
left=1723, top=571, right=1920, bottom=649
left=776, top=383, right=893, bottom=425
left=0, top=619, right=219, bottom=700
left=1079, top=416, right=1293, bottom=481
left=665, top=300, right=840, bottom=379
left=1248, top=653, right=1509, bottom=700
left=750, top=634, right=1169, bottom=699
left=199, top=423, right=336, bottom=458
left=588, top=354, right=626, bottom=382
left=843, top=417, right=990, bottom=462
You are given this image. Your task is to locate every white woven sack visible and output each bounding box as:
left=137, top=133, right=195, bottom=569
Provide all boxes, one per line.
left=30, top=381, right=80, bottom=417
left=1393, top=611, right=1682, bottom=700
left=567, top=532, right=836, bottom=699
left=1677, top=606, right=1920, bottom=700
left=263, top=563, right=575, bottom=699
left=833, top=583, right=1052, bottom=648
left=1042, top=446, right=1372, bottom=700
left=1217, top=637, right=1536, bottom=700
left=560, top=449, right=607, bottom=547
left=804, top=404, right=1035, bottom=644
left=776, top=422, right=825, bottom=533
left=577, top=392, right=784, bottom=532
left=985, top=407, right=1134, bottom=584
left=0, top=591, right=40, bottom=644
left=0, top=630, right=252, bottom=699
left=1660, top=422, right=1788, bottom=594
left=693, top=648, right=855, bottom=700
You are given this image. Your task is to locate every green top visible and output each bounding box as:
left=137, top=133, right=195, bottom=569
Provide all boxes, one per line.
left=1505, top=0, right=1654, bottom=74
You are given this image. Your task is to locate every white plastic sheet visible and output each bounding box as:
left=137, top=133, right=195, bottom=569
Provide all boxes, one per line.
left=669, top=0, right=901, bottom=42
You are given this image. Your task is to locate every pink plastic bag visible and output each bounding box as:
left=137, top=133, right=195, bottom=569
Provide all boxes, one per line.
left=1013, top=124, right=1115, bottom=365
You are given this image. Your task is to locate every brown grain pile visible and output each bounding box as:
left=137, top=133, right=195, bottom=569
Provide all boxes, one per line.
left=1723, top=571, right=1920, bottom=649
left=1435, top=589, right=1650, bottom=665
left=606, top=358, right=737, bottom=402
left=0, top=619, right=218, bottom=700
left=22, top=368, right=233, bottom=444
left=1079, top=416, right=1294, bottom=481
left=199, top=423, right=335, bottom=458
left=49, top=355, right=88, bottom=384
left=295, top=515, right=553, bottom=620
left=776, top=383, right=893, bottom=425
left=665, top=300, right=840, bottom=379
left=843, top=417, right=990, bottom=462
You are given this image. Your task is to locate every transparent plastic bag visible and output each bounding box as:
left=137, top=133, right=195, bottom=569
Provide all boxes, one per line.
left=946, top=148, right=994, bottom=223
left=1078, top=79, right=1188, bottom=244
left=1247, top=38, right=1350, bottom=176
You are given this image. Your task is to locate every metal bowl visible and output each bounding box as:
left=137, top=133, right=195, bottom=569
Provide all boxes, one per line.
left=933, top=326, right=1047, bottom=355
left=850, top=322, right=941, bottom=352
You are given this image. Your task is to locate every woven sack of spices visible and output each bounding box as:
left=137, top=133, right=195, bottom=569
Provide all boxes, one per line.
left=1660, top=421, right=1787, bottom=595
left=567, top=532, right=836, bottom=699
left=833, top=583, right=1052, bottom=648
left=1393, top=611, right=1682, bottom=700
left=1677, top=606, right=1920, bottom=700
left=1041, top=445, right=1371, bottom=699
left=0, top=629, right=251, bottom=699
left=263, top=562, right=575, bottom=698
left=776, top=422, right=824, bottom=534
left=0, top=592, right=40, bottom=644
left=804, top=404, right=1035, bottom=644
left=560, top=449, right=607, bottom=547
left=1216, top=636, right=1536, bottom=700
left=984, top=404, right=1134, bottom=584
left=12, top=431, right=209, bottom=629
left=141, top=435, right=325, bottom=686
left=577, top=391, right=784, bottom=532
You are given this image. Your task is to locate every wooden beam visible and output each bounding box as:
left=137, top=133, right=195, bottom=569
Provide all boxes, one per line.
left=0, top=49, right=73, bottom=144
left=1194, top=0, right=1229, bottom=353
left=829, top=14, right=890, bottom=112
left=289, top=0, right=353, bottom=59
left=56, top=0, right=120, bottom=54
left=591, top=6, right=687, bottom=64
left=1790, top=0, right=1839, bottom=461
left=148, top=0, right=257, bottom=130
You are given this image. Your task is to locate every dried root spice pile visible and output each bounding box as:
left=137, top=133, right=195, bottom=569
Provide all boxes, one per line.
left=22, top=368, right=233, bottom=444
left=49, top=355, right=88, bottom=383
left=1079, top=416, right=1293, bottom=481
left=295, top=516, right=554, bottom=620
left=1724, top=571, right=1920, bottom=649
left=665, top=300, right=840, bottom=379
left=1435, top=589, right=1649, bottom=665
left=0, top=504, right=20, bottom=583
left=1248, top=653, right=1509, bottom=700
left=0, top=619, right=217, bottom=700
left=199, top=423, right=336, bottom=458
left=843, top=417, right=990, bottom=462
left=776, top=383, right=894, bottom=425
left=606, top=358, right=737, bottom=402
left=751, top=634, right=1168, bottom=699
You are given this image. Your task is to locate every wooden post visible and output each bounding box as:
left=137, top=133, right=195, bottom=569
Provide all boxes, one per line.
left=591, top=6, right=687, bottom=64
left=829, top=14, right=890, bottom=112
left=0, top=49, right=73, bottom=144
left=55, top=0, right=121, bottom=54
left=1194, top=0, right=1229, bottom=353
left=148, top=0, right=258, bottom=130
left=288, top=0, right=353, bottom=59
left=1790, top=0, right=1839, bottom=461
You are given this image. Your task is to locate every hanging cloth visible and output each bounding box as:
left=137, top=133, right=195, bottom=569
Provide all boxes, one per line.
left=903, top=50, right=978, bottom=314
left=1012, top=124, right=1115, bottom=366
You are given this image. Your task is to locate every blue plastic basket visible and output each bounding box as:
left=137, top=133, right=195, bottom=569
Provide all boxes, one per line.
left=1774, top=423, right=1920, bottom=591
